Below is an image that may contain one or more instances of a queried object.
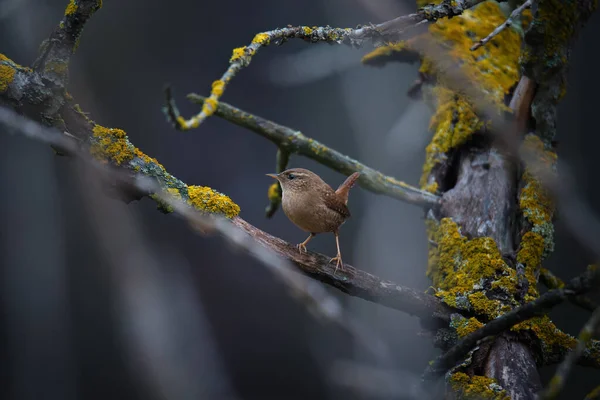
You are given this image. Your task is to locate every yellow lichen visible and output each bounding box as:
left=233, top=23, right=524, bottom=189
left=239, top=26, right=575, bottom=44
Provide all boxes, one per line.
left=302, top=26, right=313, bottom=35
left=419, top=1, right=523, bottom=189
left=211, top=80, right=225, bottom=97
left=133, top=147, right=165, bottom=171
left=519, top=134, right=557, bottom=260
left=187, top=185, right=240, bottom=218
left=251, top=33, right=270, bottom=45
left=65, top=0, right=77, bottom=16
left=427, top=218, right=520, bottom=319
left=456, top=317, right=484, bottom=338
left=267, top=182, right=281, bottom=202
left=230, top=47, right=246, bottom=62
left=512, top=315, right=578, bottom=362
left=361, top=41, right=418, bottom=66
left=0, top=61, right=15, bottom=92
left=202, top=98, right=218, bottom=117
left=90, top=125, right=134, bottom=165
left=450, top=372, right=509, bottom=400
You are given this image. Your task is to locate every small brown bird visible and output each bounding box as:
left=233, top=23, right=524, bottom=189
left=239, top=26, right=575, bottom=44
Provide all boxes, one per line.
left=266, top=168, right=361, bottom=272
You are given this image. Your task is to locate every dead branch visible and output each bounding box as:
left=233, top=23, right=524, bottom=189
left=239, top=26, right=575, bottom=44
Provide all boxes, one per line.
left=470, top=0, right=532, bottom=51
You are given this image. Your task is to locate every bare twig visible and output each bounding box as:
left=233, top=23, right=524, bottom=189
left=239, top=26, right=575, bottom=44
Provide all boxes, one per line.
left=423, top=267, right=600, bottom=379
left=187, top=93, right=440, bottom=209
left=165, top=0, right=506, bottom=130
left=539, top=268, right=599, bottom=312
left=470, top=0, right=532, bottom=51
left=540, top=306, right=600, bottom=399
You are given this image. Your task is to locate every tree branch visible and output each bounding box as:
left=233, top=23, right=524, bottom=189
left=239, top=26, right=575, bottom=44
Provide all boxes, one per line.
left=32, top=0, right=102, bottom=85
left=540, top=306, right=600, bottom=399
left=539, top=268, right=599, bottom=312
left=164, top=0, right=506, bottom=130
left=423, top=266, right=600, bottom=379
left=470, top=0, right=532, bottom=51
left=186, top=93, right=440, bottom=209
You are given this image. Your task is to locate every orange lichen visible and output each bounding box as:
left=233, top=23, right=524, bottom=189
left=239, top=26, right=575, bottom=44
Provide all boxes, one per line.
left=201, top=98, right=218, bottom=118
left=211, top=80, right=225, bottom=97
left=450, top=372, right=509, bottom=400
left=187, top=185, right=240, bottom=218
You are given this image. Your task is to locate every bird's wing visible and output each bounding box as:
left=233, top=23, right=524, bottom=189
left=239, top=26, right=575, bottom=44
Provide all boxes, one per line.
left=323, top=192, right=351, bottom=219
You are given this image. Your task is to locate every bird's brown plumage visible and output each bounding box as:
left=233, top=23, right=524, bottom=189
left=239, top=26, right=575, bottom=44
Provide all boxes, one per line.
left=267, top=168, right=361, bottom=272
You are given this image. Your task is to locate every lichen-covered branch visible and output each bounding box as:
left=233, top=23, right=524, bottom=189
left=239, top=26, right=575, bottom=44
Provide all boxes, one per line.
left=165, top=0, right=507, bottom=131
left=540, top=268, right=599, bottom=312
left=540, top=306, right=600, bottom=399
left=33, top=0, right=102, bottom=86
left=424, top=266, right=600, bottom=379
left=187, top=93, right=440, bottom=209
left=470, top=0, right=532, bottom=51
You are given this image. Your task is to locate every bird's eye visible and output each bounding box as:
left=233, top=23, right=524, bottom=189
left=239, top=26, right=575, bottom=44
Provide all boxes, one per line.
left=287, top=173, right=295, bottom=180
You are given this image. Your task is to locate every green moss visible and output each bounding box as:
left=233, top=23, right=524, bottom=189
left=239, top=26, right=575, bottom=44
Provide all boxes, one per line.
left=450, top=372, right=509, bottom=400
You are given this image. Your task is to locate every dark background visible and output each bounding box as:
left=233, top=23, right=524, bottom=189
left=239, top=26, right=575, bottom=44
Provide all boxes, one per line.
left=0, top=0, right=599, bottom=399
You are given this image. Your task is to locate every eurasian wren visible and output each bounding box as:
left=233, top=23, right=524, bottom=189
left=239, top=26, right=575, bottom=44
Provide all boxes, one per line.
left=266, top=168, right=361, bottom=272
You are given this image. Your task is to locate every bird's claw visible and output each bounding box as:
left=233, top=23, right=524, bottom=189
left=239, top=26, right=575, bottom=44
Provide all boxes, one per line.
left=297, top=243, right=307, bottom=253
left=329, top=255, right=344, bottom=274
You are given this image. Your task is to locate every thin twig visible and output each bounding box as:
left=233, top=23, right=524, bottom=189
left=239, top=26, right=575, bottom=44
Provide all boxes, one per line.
left=187, top=93, right=440, bottom=209
left=540, top=306, right=600, bottom=399
left=470, top=0, right=532, bottom=51
left=0, top=105, right=452, bottom=328
left=165, top=0, right=506, bottom=130
left=423, top=267, right=600, bottom=379
left=539, top=268, right=599, bottom=312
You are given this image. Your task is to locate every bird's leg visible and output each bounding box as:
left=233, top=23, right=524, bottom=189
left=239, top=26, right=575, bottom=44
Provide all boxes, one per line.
left=297, top=233, right=315, bottom=253
left=329, top=231, right=344, bottom=273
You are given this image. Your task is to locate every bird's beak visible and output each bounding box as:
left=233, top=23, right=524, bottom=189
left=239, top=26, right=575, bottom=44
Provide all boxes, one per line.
left=266, top=173, right=279, bottom=180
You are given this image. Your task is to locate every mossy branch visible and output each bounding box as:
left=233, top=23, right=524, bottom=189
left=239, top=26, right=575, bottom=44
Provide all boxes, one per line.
left=540, top=305, right=600, bottom=400
left=187, top=93, right=440, bottom=209
left=164, top=0, right=506, bottom=131
left=585, top=385, right=600, bottom=400
left=423, top=266, right=600, bottom=380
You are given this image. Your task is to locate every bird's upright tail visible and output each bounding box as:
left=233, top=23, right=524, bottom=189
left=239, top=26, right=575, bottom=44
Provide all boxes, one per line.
left=335, top=172, right=361, bottom=205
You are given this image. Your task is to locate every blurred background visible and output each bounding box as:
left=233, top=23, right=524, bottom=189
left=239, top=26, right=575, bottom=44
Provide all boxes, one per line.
left=0, top=0, right=599, bottom=399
